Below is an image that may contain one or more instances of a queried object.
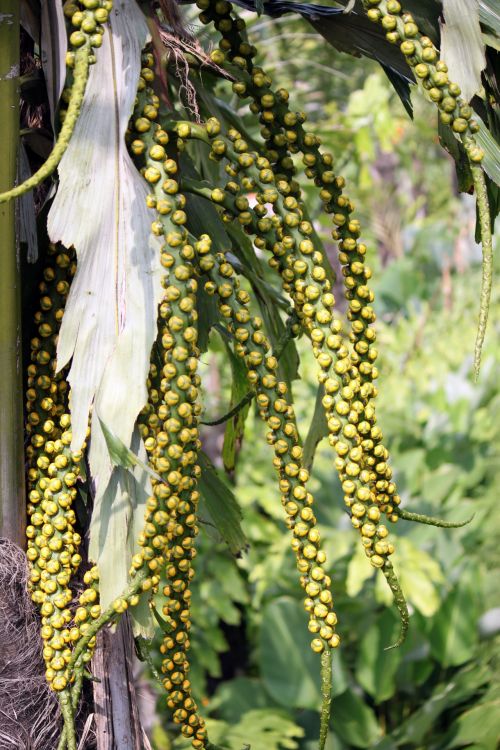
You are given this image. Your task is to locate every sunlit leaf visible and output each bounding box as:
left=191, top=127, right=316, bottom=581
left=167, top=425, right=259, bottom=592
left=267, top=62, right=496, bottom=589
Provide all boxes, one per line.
left=346, top=543, right=372, bottom=598
left=444, top=700, right=500, bottom=749
left=375, top=538, right=444, bottom=617
left=226, top=709, right=304, bottom=750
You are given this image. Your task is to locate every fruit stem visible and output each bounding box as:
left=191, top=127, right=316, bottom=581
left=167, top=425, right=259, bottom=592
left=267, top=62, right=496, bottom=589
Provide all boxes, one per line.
left=468, top=160, right=493, bottom=380
left=0, top=46, right=90, bottom=203
left=397, top=507, right=474, bottom=528
left=319, top=649, right=332, bottom=750
left=58, top=689, right=77, bottom=750
left=67, top=570, right=147, bottom=674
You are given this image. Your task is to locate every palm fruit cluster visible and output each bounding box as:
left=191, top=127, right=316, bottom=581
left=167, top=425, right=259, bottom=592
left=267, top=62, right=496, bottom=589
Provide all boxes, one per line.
left=191, top=3, right=421, bottom=638
left=124, top=60, right=208, bottom=749
left=194, top=234, right=340, bottom=654
left=62, top=0, right=113, bottom=58
left=197, top=0, right=403, bottom=516
left=24, top=244, right=91, bottom=693
left=175, top=119, right=404, bottom=617
left=363, top=0, right=483, bottom=162
left=198, top=0, right=485, bottom=528
left=16, top=1, right=484, bottom=745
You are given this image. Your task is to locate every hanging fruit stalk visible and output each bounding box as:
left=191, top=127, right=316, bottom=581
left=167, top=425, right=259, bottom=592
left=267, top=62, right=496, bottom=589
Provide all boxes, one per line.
left=0, top=0, right=113, bottom=204
left=193, top=232, right=338, bottom=743
left=173, top=118, right=409, bottom=642
left=360, top=0, right=492, bottom=377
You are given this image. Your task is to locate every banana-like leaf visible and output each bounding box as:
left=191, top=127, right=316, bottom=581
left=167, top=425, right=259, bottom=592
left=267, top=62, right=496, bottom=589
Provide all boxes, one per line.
left=47, top=2, right=163, bottom=507
left=479, top=0, right=500, bottom=36
left=20, top=1, right=40, bottom=44
left=89, top=424, right=152, bottom=627
left=441, top=0, right=486, bottom=102
left=40, top=0, right=66, bottom=129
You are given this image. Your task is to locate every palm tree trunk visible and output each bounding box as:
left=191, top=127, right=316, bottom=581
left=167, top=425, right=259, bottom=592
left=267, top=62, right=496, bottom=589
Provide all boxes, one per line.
left=0, top=0, right=25, bottom=544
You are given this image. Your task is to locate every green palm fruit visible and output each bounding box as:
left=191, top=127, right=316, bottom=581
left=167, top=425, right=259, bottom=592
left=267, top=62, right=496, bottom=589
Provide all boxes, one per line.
left=124, top=58, right=207, bottom=750
left=195, top=235, right=340, bottom=653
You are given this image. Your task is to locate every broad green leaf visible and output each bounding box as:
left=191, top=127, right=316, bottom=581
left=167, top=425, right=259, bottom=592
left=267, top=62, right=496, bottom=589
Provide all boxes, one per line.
left=429, top=584, right=479, bottom=666
left=303, top=385, right=328, bottom=471
left=355, top=609, right=402, bottom=702
left=198, top=452, right=248, bottom=555
left=441, top=0, right=486, bottom=102
left=226, top=709, right=304, bottom=750
left=444, top=701, right=500, bottom=749
left=396, top=661, right=492, bottom=745
left=209, top=678, right=281, bottom=723
left=331, top=689, right=382, bottom=748
left=260, top=597, right=325, bottom=709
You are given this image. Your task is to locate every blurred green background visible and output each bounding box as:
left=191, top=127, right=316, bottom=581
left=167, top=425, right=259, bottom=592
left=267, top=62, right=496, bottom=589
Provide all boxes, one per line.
left=146, top=11, right=500, bottom=749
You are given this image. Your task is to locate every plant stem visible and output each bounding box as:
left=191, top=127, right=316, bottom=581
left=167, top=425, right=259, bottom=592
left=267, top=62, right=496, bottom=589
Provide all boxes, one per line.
left=319, top=649, right=332, bottom=750
left=468, top=162, right=493, bottom=380
left=58, top=689, right=77, bottom=750
left=0, top=0, right=25, bottom=545
left=397, top=507, right=474, bottom=528
left=67, top=570, right=147, bottom=673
